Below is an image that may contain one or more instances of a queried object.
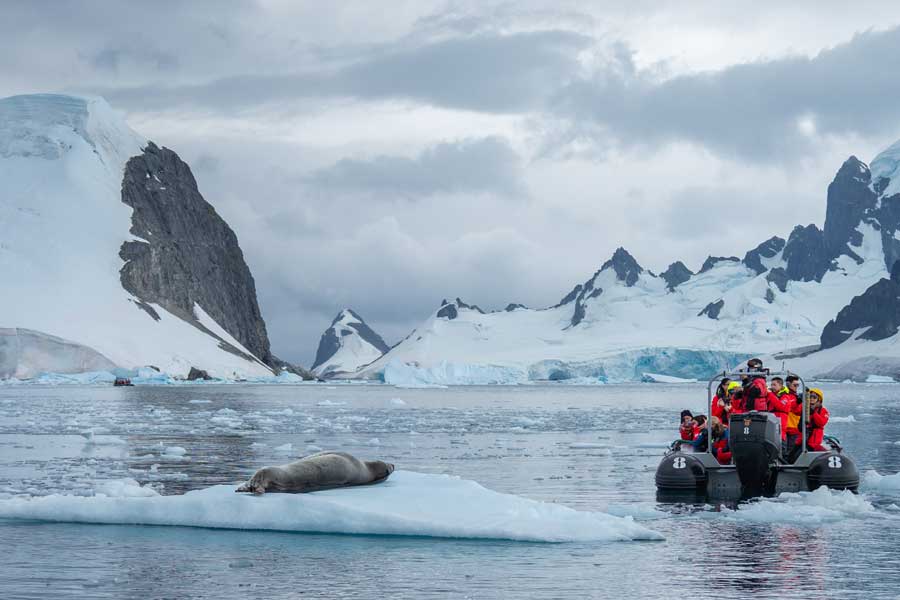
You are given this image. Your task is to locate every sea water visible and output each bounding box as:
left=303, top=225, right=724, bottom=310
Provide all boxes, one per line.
left=1, top=383, right=899, bottom=599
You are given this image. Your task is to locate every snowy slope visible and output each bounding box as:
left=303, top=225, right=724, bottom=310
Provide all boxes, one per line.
left=0, top=94, right=272, bottom=379
left=312, top=309, right=389, bottom=377
left=357, top=150, right=900, bottom=384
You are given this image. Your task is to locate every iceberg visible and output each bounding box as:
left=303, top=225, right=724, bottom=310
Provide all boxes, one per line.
left=0, top=471, right=662, bottom=543
left=865, top=374, right=895, bottom=383
left=640, top=373, right=698, bottom=384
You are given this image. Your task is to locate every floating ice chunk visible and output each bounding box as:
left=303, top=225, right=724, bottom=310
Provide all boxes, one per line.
left=317, top=400, right=347, bottom=406
left=568, top=443, right=611, bottom=451
left=830, top=415, right=857, bottom=423
left=862, top=470, right=900, bottom=494
left=640, top=373, right=698, bottom=384
left=93, top=478, right=159, bottom=498
left=0, top=471, right=662, bottom=542
left=362, top=438, right=381, bottom=447
left=273, top=443, right=293, bottom=454
left=250, top=442, right=268, bottom=449
left=865, top=374, right=895, bottom=383
left=721, top=487, right=875, bottom=525
left=305, top=444, right=323, bottom=453
left=389, top=398, right=407, bottom=406
left=188, top=399, right=212, bottom=404
left=163, top=446, right=187, bottom=457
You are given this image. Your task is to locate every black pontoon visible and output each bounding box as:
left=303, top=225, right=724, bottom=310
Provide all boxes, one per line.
left=655, top=370, right=859, bottom=501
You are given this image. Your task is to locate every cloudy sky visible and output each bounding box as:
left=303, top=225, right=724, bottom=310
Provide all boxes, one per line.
left=5, top=0, right=900, bottom=365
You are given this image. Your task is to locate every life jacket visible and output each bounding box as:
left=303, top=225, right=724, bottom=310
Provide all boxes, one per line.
left=680, top=423, right=699, bottom=440
left=741, top=376, right=769, bottom=412
left=712, top=431, right=731, bottom=464
left=783, top=392, right=801, bottom=435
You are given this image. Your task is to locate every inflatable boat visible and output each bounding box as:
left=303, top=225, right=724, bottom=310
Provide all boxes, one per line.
left=655, top=371, right=859, bottom=501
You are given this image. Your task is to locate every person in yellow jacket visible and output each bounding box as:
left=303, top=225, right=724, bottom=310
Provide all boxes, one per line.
left=783, top=375, right=803, bottom=459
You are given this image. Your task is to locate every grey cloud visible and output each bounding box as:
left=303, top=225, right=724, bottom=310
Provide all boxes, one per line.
left=94, top=30, right=590, bottom=113
left=304, top=137, right=524, bottom=198
left=550, top=27, right=900, bottom=160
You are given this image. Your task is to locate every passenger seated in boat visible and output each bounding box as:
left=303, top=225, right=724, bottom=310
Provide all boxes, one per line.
left=766, top=376, right=791, bottom=452
left=709, top=417, right=731, bottom=464
left=680, top=410, right=698, bottom=440
left=740, top=358, right=769, bottom=412
left=805, top=388, right=830, bottom=451
left=711, top=379, right=734, bottom=422
left=787, top=387, right=830, bottom=462
left=684, top=415, right=709, bottom=451
left=783, top=376, right=802, bottom=451
left=728, top=384, right=744, bottom=415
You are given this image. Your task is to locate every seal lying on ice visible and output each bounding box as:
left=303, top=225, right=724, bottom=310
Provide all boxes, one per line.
left=235, top=451, right=395, bottom=494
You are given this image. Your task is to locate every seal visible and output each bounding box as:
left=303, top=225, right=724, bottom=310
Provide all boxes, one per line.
left=235, top=451, right=395, bottom=494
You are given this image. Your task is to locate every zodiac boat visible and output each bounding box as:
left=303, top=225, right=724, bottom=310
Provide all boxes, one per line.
left=655, top=370, right=859, bottom=501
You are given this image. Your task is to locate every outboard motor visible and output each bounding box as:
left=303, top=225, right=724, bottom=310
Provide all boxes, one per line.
left=807, top=452, right=860, bottom=492
left=655, top=451, right=707, bottom=500
left=729, top=412, right=781, bottom=497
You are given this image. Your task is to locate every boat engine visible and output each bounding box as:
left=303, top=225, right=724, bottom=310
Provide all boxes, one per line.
left=729, top=412, right=781, bottom=497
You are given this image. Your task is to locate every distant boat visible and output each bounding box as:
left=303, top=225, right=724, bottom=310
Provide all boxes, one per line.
left=113, top=377, right=133, bottom=387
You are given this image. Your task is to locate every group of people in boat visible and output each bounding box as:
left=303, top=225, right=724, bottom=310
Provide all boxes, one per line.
left=678, top=358, right=830, bottom=464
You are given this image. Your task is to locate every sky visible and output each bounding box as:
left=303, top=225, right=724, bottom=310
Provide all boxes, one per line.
left=4, top=0, right=900, bottom=365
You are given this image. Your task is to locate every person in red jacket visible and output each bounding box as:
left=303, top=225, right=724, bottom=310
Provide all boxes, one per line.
left=710, top=416, right=731, bottom=464
left=714, top=381, right=741, bottom=424
left=805, top=388, right=830, bottom=451
left=740, top=358, right=769, bottom=412
left=766, top=376, right=791, bottom=448
left=679, top=409, right=699, bottom=440
left=783, top=376, right=803, bottom=453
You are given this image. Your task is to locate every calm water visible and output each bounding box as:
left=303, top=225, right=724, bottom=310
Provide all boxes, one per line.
left=1, top=383, right=899, bottom=599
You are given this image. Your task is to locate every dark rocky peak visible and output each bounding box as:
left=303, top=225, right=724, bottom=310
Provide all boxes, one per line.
left=311, top=308, right=389, bottom=370
left=698, top=299, right=724, bottom=320
left=505, top=303, right=527, bottom=312
left=554, top=284, right=583, bottom=307
left=782, top=224, right=832, bottom=282
left=824, top=155, right=877, bottom=257
left=820, top=269, right=900, bottom=349
left=119, top=142, right=272, bottom=366
left=742, top=236, right=786, bottom=275
left=766, top=267, right=789, bottom=293
left=455, top=297, right=485, bottom=314
left=660, top=261, right=693, bottom=291
left=600, top=247, right=643, bottom=287
left=436, top=303, right=458, bottom=320
left=698, top=256, right=740, bottom=274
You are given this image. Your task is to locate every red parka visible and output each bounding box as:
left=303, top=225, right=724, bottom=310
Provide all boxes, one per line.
left=744, top=376, right=769, bottom=412
left=680, top=423, right=700, bottom=440
left=806, top=405, right=830, bottom=451
left=711, top=396, right=727, bottom=423
left=767, top=391, right=790, bottom=440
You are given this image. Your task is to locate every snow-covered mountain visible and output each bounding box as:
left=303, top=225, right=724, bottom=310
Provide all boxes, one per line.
left=357, top=147, right=900, bottom=384
left=0, top=93, right=279, bottom=379
left=312, top=309, right=389, bottom=378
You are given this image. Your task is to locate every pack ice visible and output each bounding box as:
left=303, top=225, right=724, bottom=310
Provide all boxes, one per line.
left=0, top=471, right=662, bottom=543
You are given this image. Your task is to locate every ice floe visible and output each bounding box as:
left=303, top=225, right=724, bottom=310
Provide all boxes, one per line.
left=720, top=487, right=875, bottom=525
left=862, top=470, right=900, bottom=494
left=0, top=471, right=662, bottom=543
left=830, top=415, right=857, bottom=423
